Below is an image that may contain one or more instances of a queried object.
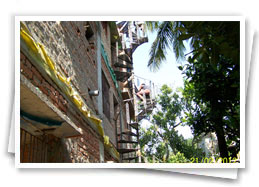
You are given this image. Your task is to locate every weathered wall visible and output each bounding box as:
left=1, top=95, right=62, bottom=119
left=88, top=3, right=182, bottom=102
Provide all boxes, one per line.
left=23, top=21, right=99, bottom=114
left=21, top=52, right=102, bottom=162
left=20, top=20, right=122, bottom=162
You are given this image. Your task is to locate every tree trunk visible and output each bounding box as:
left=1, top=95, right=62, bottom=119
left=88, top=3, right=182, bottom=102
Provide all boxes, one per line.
left=215, top=125, right=229, bottom=160
left=211, top=102, right=229, bottom=161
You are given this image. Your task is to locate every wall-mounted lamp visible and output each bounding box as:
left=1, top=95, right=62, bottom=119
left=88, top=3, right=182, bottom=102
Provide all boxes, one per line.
left=88, top=90, right=99, bottom=96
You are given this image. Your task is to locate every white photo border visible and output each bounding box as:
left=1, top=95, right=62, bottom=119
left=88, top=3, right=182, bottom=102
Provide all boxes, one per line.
left=15, top=16, right=245, bottom=168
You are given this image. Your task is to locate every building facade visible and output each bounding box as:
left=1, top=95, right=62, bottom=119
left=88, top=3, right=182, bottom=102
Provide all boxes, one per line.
left=20, top=21, right=149, bottom=163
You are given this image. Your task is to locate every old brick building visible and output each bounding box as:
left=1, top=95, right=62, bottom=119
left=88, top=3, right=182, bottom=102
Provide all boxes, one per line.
left=20, top=21, right=150, bottom=163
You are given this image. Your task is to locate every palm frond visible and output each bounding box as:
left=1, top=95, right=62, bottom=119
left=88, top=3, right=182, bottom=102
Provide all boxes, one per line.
left=147, top=21, right=187, bottom=72
left=172, top=21, right=186, bottom=62
left=148, top=37, right=166, bottom=72
left=173, top=37, right=186, bottom=62
left=148, top=22, right=174, bottom=71
left=145, top=21, right=160, bottom=32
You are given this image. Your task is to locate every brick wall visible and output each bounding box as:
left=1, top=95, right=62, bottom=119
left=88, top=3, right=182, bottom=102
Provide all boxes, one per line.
left=23, top=21, right=120, bottom=146
left=23, top=21, right=98, bottom=114
left=21, top=21, right=121, bottom=162
left=21, top=51, right=119, bottom=163
left=62, top=134, right=100, bottom=163
left=104, top=149, right=117, bottom=162
left=20, top=52, right=68, bottom=114
left=101, top=21, right=112, bottom=66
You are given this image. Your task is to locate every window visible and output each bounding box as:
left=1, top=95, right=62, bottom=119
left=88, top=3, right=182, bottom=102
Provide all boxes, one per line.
left=101, top=21, right=108, bottom=38
left=102, top=71, right=110, bottom=120
left=84, top=21, right=94, bottom=40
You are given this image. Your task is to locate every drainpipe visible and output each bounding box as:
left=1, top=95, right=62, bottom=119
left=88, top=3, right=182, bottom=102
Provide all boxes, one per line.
left=96, top=22, right=105, bottom=163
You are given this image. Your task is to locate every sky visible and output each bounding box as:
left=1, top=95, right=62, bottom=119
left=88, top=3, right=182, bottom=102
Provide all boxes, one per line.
left=133, top=30, right=193, bottom=139
left=133, top=31, right=184, bottom=89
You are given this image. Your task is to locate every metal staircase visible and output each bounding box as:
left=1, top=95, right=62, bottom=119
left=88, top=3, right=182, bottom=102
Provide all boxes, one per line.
left=115, top=21, right=153, bottom=162
left=117, top=95, right=156, bottom=162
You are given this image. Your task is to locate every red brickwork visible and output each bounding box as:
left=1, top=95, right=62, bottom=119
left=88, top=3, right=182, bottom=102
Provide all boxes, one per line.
left=20, top=52, right=68, bottom=114
left=20, top=52, right=102, bottom=163
left=20, top=21, right=120, bottom=163
left=104, top=150, right=117, bottom=162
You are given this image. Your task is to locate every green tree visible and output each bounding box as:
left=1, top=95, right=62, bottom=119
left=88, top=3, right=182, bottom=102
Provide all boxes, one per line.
left=169, top=152, right=188, bottom=163
left=146, top=21, right=240, bottom=159
left=140, top=85, right=204, bottom=163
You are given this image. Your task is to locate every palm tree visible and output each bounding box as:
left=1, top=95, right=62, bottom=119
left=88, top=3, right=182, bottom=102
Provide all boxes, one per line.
left=146, top=21, right=239, bottom=71
left=145, top=21, right=187, bottom=71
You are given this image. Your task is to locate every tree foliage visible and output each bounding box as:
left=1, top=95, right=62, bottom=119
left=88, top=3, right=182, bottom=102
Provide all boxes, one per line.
left=140, top=85, right=204, bottom=163
left=146, top=21, right=240, bottom=159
